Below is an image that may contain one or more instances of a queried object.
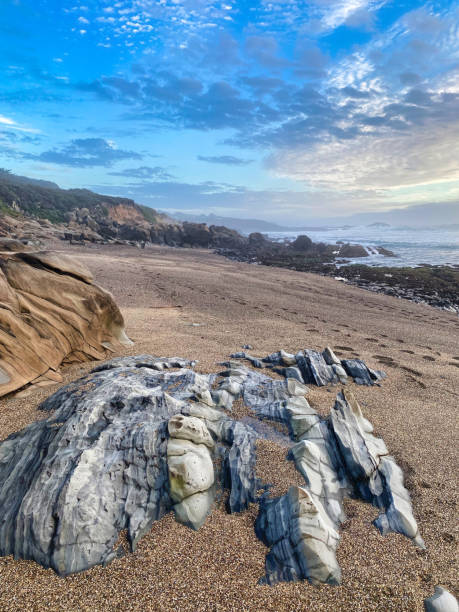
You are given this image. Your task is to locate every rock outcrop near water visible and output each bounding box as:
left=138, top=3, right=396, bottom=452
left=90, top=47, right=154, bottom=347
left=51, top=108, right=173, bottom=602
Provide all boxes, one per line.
left=0, top=249, right=131, bottom=397
left=0, top=352, right=422, bottom=584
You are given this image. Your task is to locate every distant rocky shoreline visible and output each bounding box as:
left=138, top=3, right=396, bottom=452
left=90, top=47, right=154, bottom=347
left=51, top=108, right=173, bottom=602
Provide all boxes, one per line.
left=330, top=264, right=459, bottom=314
left=1, top=166, right=457, bottom=315
left=215, top=243, right=459, bottom=315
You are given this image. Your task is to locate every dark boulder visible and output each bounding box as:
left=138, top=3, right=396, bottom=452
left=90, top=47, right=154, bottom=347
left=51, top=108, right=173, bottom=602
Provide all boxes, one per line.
left=248, top=232, right=268, bottom=247
left=182, top=222, right=212, bottom=247
left=117, top=224, right=151, bottom=242
left=290, top=235, right=313, bottom=252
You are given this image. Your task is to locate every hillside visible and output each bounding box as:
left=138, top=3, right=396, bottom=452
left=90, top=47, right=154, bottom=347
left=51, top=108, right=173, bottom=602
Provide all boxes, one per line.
left=0, top=170, right=253, bottom=248
left=0, top=169, right=164, bottom=225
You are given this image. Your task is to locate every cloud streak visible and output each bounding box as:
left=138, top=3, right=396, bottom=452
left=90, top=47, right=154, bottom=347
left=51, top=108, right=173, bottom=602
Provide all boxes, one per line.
left=29, top=138, right=142, bottom=167
left=197, top=155, right=254, bottom=165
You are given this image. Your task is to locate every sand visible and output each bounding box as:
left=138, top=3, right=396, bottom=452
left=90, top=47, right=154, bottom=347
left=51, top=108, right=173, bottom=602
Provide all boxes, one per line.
left=0, top=242, right=457, bottom=611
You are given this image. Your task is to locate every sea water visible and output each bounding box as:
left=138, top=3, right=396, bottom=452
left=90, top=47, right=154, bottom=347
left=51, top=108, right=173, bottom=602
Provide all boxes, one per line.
left=267, top=226, right=459, bottom=268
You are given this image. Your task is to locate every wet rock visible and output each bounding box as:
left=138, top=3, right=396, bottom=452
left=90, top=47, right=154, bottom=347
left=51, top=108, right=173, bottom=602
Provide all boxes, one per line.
left=290, top=235, right=313, bottom=252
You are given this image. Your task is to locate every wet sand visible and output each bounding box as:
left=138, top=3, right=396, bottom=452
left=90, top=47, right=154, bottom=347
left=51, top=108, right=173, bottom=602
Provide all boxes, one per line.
left=0, top=242, right=457, bottom=611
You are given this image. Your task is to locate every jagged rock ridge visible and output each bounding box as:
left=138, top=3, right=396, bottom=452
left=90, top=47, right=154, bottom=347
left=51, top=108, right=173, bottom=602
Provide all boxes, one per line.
left=232, top=346, right=386, bottom=386
left=0, top=353, right=422, bottom=586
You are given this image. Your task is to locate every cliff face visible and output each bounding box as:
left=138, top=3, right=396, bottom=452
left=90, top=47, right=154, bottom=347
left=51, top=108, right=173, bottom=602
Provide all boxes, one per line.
left=0, top=171, right=251, bottom=249
left=106, top=202, right=149, bottom=225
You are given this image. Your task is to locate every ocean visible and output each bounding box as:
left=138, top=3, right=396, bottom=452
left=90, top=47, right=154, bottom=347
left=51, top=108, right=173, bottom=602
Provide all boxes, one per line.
left=267, top=226, right=459, bottom=268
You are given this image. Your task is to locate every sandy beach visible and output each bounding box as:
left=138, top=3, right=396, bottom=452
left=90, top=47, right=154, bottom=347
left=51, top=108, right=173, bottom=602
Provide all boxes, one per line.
left=0, top=242, right=457, bottom=611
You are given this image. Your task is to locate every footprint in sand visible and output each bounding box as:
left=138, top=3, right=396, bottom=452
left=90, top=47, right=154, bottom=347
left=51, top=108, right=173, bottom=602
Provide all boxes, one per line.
left=373, top=355, right=397, bottom=367
left=401, top=365, right=423, bottom=376
left=422, top=355, right=436, bottom=361
left=335, top=345, right=354, bottom=351
left=401, top=349, right=415, bottom=354
left=406, top=375, right=427, bottom=389
left=365, top=338, right=378, bottom=343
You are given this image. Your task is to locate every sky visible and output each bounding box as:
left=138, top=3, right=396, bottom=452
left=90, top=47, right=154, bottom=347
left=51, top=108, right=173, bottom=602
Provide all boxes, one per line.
left=0, top=0, right=458, bottom=223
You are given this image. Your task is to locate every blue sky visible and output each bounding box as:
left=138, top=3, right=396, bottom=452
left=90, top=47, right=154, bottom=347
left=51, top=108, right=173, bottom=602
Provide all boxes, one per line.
left=1, top=0, right=458, bottom=222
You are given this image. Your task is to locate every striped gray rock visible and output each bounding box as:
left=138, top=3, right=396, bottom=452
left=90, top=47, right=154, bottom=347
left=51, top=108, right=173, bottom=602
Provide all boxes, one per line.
left=256, top=486, right=341, bottom=586
left=233, top=347, right=385, bottom=387
left=424, top=587, right=459, bottom=612
left=296, top=349, right=339, bottom=386
left=341, top=358, right=386, bottom=385
left=289, top=389, right=425, bottom=547
left=0, top=351, right=422, bottom=588
left=0, top=356, right=258, bottom=575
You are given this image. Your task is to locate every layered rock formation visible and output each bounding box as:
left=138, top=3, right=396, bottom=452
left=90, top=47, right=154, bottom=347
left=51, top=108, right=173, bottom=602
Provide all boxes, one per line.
left=0, top=356, right=258, bottom=574
left=232, top=346, right=386, bottom=386
left=0, top=351, right=423, bottom=585
left=0, top=249, right=131, bottom=397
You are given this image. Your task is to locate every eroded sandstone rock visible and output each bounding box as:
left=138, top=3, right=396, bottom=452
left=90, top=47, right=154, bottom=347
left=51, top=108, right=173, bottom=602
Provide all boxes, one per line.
left=0, top=250, right=131, bottom=397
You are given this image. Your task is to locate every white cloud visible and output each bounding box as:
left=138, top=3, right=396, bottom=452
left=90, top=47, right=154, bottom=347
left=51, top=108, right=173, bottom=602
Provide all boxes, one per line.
left=0, top=115, right=40, bottom=134
left=269, top=119, right=459, bottom=198
left=0, top=115, right=16, bottom=126
left=320, top=0, right=386, bottom=31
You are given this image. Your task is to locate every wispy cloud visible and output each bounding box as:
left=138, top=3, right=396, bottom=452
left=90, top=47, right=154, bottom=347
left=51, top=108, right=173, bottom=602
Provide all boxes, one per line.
left=108, top=165, right=174, bottom=179
left=197, top=155, right=254, bottom=165
left=0, top=115, right=40, bottom=134
left=28, top=138, right=142, bottom=167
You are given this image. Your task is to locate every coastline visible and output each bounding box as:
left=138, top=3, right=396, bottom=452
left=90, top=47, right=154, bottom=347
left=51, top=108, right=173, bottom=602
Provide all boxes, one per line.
left=0, top=242, right=457, bottom=611
left=216, top=247, right=459, bottom=314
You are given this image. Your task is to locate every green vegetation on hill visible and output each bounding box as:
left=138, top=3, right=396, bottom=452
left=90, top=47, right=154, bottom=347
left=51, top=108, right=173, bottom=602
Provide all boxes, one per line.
left=137, top=204, right=158, bottom=224
left=0, top=169, right=159, bottom=224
